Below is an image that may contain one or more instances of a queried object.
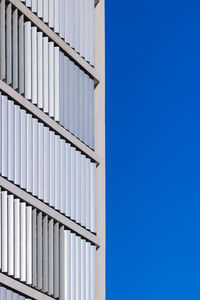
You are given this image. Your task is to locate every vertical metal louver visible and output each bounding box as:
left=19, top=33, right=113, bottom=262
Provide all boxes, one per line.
left=0, top=285, right=33, bottom=300
left=0, top=190, right=97, bottom=299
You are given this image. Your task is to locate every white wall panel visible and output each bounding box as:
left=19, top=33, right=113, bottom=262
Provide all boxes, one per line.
left=48, top=42, right=54, bottom=117
left=6, top=3, right=12, bottom=85
left=71, top=147, right=76, bottom=220
left=24, top=22, right=32, bottom=99
left=86, top=242, right=91, bottom=300
left=31, top=27, right=38, bottom=104
left=27, top=114, right=33, bottom=193
left=43, top=37, right=49, bottom=113
left=8, top=194, right=14, bottom=276
left=71, top=233, right=76, bottom=300
left=0, top=0, right=6, bottom=80
left=8, top=100, right=14, bottom=182
left=20, top=202, right=26, bottom=282
left=65, top=143, right=71, bottom=217
left=32, top=118, right=38, bottom=196
left=38, top=122, right=44, bottom=200
left=14, top=198, right=20, bottom=279
left=13, top=9, right=18, bottom=90
left=81, top=239, right=86, bottom=300
left=14, top=105, right=21, bottom=185
left=19, top=15, right=24, bottom=95
left=50, top=131, right=55, bottom=207
left=44, top=127, right=50, bottom=204
left=26, top=206, right=32, bottom=285
left=20, top=110, right=27, bottom=189
left=2, top=96, right=8, bottom=177
left=54, top=47, right=60, bottom=121
left=37, top=32, right=43, bottom=109
left=2, top=191, right=7, bottom=273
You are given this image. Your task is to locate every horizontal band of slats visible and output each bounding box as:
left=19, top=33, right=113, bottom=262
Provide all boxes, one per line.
left=0, top=177, right=99, bottom=247
left=8, top=0, right=100, bottom=85
left=0, top=273, right=54, bottom=300
left=0, top=80, right=100, bottom=165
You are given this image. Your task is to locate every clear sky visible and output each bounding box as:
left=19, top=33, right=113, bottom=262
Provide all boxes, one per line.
left=106, top=0, right=200, bottom=299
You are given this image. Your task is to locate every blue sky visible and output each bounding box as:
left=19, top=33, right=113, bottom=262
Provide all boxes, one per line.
left=106, top=0, right=200, bottom=299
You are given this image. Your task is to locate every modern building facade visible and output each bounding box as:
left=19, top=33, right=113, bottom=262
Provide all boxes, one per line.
left=0, top=0, right=105, bottom=299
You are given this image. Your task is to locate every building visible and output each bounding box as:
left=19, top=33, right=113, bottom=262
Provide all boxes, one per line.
left=0, top=0, right=105, bottom=299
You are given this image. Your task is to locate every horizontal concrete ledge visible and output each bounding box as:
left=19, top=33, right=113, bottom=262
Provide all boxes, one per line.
left=0, top=177, right=100, bottom=247
left=9, top=0, right=101, bottom=85
left=0, top=80, right=100, bottom=165
left=0, top=272, right=55, bottom=300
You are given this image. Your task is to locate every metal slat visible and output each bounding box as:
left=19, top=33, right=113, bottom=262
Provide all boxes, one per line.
left=64, top=0, right=70, bottom=43
left=20, top=109, right=27, bottom=189
left=43, top=215, right=48, bottom=293
left=54, top=47, right=60, bottom=121
left=91, top=245, right=96, bottom=300
left=60, top=139, right=65, bottom=214
left=49, top=131, right=55, bottom=207
left=31, top=27, right=38, bottom=104
left=86, top=242, right=91, bottom=300
left=37, top=0, right=43, bottom=18
left=0, top=287, right=7, bottom=299
left=64, top=230, right=71, bottom=300
left=76, top=67, right=81, bottom=140
left=8, top=195, right=14, bottom=276
left=76, top=151, right=81, bottom=224
left=14, top=198, right=20, bottom=279
left=26, top=206, right=32, bottom=285
left=69, top=61, right=75, bottom=134
left=54, top=0, right=60, bottom=33
left=32, top=118, right=38, bottom=196
left=71, top=233, right=76, bottom=300
left=13, top=8, right=18, bottom=90
left=74, top=64, right=78, bottom=137
left=37, top=211, right=43, bottom=290
left=8, top=100, right=14, bottom=182
left=91, top=163, right=96, bottom=233
left=0, top=0, right=6, bottom=80
left=64, top=55, right=70, bottom=131
left=79, top=0, right=85, bottom=58
left=0, top=93, right=2, bottom=175
left=65, top=143, right=71, bottom=217
left=7, top=289, right=13, bottom=300
left=38, top=122, right=44, bottom=200
left=71, top=147, right=76, bottom=221
left=19, top=14, right=24, bottom=95
left=26, top=114, right=33, bottom=193
left=86, top=158, right=91, bottom=230
left=69, top=0, right=75, bottom=49
left=32, top=208, right=37, bottom=287
left=31, top=0, right=37, bottom=13
left=26, top=0, right=32, bottom=7
left=2, top=96, right=8, bottom=178
left=48, top=0, right=54, bottom=28
left=55, top=135, right=60, bottom=211
left=85, top=0, right=90, bottom=62
left=13, top=292, right=20, bottom=300
left=89, top=0, right=94, bottom=66
left=84, top=74, right=89, bottom=146
left=43, top=37, right=49, bottom=113
left=44, top=127, right=50, bottom=204
left=59, top=51, right=64, bottom=126
left=48, top=42, right=54, bottom=117
left=37, top=32, right=43, bottom=109
left=0, top=188, right=1, bottom=269
left=80, top=154, right=86, bottom=227
left=20, top=202, right=26, bottom=282
left=24, top=22, right=32, bottom=99
left=54, top=222, right=59, bottom=298
left=80, top=70, right=84, bottom=143
left=89, top=78, right=94, bottom=149
left=75, top=0, right=80, bottom=53
left=6, top=3, right=12, bottom=85
left=48, top=219, right=54, bottom=296
left=59, top=226, right=64, bottom=299
left=59, top=0, right=64, bottom=38
left=14, top=105, right=21, bottom=185
left=43, top=0, right=49, bottom=23
left=76, top=236, right=81, bottom=300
